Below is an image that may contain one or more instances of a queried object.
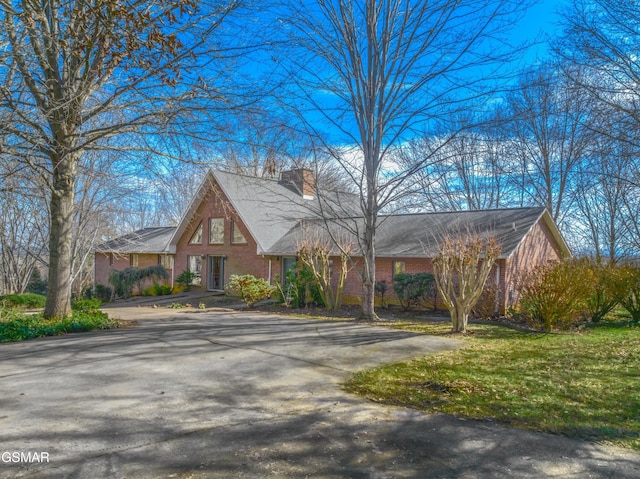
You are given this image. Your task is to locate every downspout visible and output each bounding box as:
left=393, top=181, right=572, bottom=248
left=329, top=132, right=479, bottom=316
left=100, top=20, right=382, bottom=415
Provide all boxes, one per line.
left=495, top=263, right=501, bottom=314
left=93, top=253, right=97, bottom=293
left=171, top=255, right=174, bottom=289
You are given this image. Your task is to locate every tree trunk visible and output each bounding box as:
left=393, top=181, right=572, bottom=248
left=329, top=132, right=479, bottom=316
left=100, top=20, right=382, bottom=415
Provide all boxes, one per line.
left=452, top=308, right=468, bottom=333
left=44, top=167, right=75, bottom=319
left=360, top=247, right=377, bottom=320
left=360, top=157, right=378, bottom=320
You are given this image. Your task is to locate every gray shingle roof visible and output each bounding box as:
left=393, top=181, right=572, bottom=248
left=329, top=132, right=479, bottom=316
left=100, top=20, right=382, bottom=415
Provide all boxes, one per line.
left=100, top=170, right=569, bottom=262
left=375, top=207, right=551, bottom=257
left=96, top=227, right=176, bottom=254
left=265, top=207, right=568, bottom=258
left=168, top=169, right=359, bottom=255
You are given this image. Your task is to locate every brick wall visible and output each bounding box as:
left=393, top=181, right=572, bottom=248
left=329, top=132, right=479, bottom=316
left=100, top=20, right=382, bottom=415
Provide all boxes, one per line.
left=94, top=252, right=130, bottom=286
left=94, top=252, right=174, bottom=292
left=503, top=219, right=564, bottom=309
left=173, top=181, right=270, bottom=289
left=94, top=253, right=109, bottom=286
left=337, top=256, right=440, bottom=307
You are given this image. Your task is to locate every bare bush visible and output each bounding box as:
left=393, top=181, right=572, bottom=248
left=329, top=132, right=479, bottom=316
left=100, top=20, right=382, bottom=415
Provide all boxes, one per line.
left=433, top=235, right=501, bottom=333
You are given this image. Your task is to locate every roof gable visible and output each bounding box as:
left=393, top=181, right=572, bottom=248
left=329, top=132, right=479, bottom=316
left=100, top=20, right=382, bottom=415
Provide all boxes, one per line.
left=169, top=169, right=359, bottom=254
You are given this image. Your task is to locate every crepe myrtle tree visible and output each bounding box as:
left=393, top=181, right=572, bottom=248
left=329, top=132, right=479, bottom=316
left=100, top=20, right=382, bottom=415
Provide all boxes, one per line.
left=276, top=0, right=530, bottom=319
left=295, top=225, right=352, bottom=311
left=433, top=234, right=501, bottom=333
left=0, top=0, right=241, bottom=318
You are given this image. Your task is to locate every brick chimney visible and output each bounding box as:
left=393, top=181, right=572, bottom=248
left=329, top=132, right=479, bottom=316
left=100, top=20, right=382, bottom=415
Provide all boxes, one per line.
left=280, top=168, right=315, bottom=199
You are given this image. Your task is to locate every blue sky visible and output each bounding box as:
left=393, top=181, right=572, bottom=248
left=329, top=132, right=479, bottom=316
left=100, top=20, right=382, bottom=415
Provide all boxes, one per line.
left=514, top=0, right=568, bottom=62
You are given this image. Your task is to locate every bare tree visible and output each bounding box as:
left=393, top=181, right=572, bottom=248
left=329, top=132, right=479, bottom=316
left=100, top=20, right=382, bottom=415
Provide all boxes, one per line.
left=433, top=234, right=501, bottom=333
left=278, top=0, right=528, bottom=319
left=0, top=168, right=48, bottom=294
left=213, top=110, right=314, bottom=178
left=404, top=117, right=513, bottom=212
left=574, top=117, right=638, bottom=262
left=557, top=0, right=640, bottom=148
left=556, top=1, right=640, bottom=253
left=296, top=226, right=352, bottom=311
left=0, top=0, right=242, bottom=317
left=505, top=64, right=592, bottom=227
left=69, top=151, right=137, bottom=295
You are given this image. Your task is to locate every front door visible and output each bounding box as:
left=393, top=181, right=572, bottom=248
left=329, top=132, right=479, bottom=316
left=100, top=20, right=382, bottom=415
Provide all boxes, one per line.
left=207, top=256, right=224, bottom=290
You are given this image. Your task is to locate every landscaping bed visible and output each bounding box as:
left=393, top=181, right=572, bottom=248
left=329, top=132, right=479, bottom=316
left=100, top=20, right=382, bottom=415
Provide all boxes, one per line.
left=0, top=297, right=120, bottom=342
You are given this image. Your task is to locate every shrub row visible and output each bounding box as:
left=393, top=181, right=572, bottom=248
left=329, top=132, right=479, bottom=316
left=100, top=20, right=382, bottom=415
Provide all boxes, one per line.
left=0, top=309, right=119, bottom=342
left=516, top=258, right=640, bottom=330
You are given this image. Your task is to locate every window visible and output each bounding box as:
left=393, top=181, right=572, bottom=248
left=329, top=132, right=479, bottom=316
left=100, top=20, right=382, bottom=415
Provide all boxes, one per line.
left=109, top=253, right=114, bottom=266
left=231, top=221, right=247, bottom=244
left=158, top=255, right=173, bottom=270
left=393, top=260, right=405, bottom=277
left=209, top=218, right=224, bottom=244
left=282, top=257, right=297, bottom=292
left=130, top=253, right=139, bottom=267
left=189, top=223, right=203, bottom=244
left=187, top=255, right=202, bottom=286
left=282, top=257, right=296, bottom=278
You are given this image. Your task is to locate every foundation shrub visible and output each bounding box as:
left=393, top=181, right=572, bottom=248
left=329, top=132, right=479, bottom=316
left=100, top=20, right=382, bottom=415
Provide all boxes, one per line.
left=392, top=273, right=434, bottom=311
left=152, top=283, right=173, bottom=296
left=613, top=263, right=640, bottom=323
left=585, top=260, right=623, bottom=323
left=517, top=259, right=592, bottom=330
left=109, top=265, right=168, bottom=299
left=274, top=264, right=324, bottom=308
left=226, top=275, right=275, bottom=308
left=94, top=284, right=113, bottom=303
left=176, top=270, right=196, bottom=291
left=473, top=283, right=501, bottom=319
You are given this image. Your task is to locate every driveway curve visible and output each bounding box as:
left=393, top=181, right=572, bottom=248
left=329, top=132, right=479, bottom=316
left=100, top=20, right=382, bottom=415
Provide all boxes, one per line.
left=1, top=307, right=638, bottom=478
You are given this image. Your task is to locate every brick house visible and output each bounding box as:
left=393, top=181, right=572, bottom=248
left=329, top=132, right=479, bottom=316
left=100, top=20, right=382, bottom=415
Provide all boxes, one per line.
left=95, top=168, right=570, bottom=312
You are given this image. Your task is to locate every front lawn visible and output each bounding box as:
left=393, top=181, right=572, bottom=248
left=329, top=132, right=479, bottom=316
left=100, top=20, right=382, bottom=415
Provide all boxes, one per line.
left=345, top=319, right=640, bottom=450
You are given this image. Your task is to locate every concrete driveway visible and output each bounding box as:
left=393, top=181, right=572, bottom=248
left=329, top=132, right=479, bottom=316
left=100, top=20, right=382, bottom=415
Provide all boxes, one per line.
left=1, top=307, right=639, bottom=478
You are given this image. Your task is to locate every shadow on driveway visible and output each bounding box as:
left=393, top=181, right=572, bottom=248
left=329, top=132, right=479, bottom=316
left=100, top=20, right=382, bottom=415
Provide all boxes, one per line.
left=1, top=308, right=638, bottom=478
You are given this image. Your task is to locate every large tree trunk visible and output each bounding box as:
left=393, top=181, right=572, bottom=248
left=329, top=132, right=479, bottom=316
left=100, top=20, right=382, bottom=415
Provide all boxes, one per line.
left=359, top=151, right=378, bottom=320
left=44, top=166, right=75, bottom=319
left=452, top=308, right=468, bottom=334
left=360, top=223, right=377, bottom=320
left=360, top=263, right=376, bottom=319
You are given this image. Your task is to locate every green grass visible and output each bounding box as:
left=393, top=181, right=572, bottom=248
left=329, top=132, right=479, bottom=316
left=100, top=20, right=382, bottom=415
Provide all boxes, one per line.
left=0, top=308, right=120, bottom=342
left=345, top=319, right=640, bottom=450
left=0, top=293, right=47, bottom=309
